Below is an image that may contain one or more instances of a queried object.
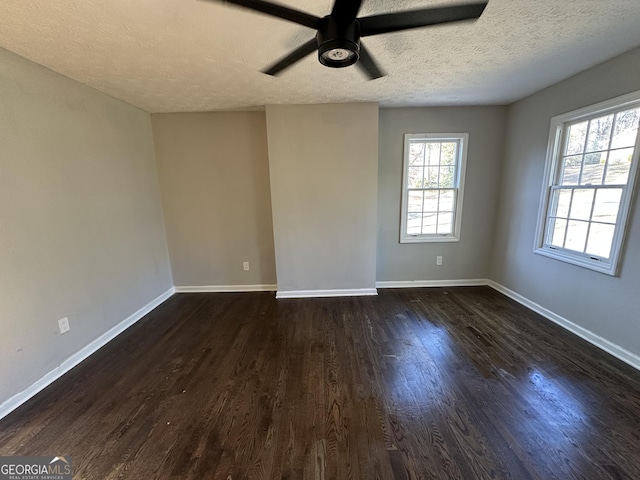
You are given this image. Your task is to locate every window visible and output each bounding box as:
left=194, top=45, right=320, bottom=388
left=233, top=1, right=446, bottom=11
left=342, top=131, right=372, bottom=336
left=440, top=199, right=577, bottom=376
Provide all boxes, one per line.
left=535, top=91, right=640, bottom=275
left=400, top=133, right=468, bottom=243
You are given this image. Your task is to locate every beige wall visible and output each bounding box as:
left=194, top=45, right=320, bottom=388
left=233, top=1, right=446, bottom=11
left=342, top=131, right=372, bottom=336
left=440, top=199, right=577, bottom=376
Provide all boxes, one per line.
left=151, top=112, right=276, bottom=287
left=265, top=103, right=379, bottom=293
left=0, top=48, right=173, bottom=407
left=491, top=46, right=640, bottom=358
left=377, top=107, right=507, bottom=282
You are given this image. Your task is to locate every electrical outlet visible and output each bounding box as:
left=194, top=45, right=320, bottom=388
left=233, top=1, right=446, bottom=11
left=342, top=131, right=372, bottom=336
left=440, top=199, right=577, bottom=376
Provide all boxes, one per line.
left=58, top=317, right=70, bottom=334
left=436, top=255, right=443, bottom=266
left=243, top=261, right=250, bottom=271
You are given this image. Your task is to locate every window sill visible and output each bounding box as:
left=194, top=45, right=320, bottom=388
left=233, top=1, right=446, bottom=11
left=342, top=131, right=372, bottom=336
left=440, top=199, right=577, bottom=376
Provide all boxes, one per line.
left=400, top=235, right=460, bottom=244
left=533, top=246, right=617, bottom=276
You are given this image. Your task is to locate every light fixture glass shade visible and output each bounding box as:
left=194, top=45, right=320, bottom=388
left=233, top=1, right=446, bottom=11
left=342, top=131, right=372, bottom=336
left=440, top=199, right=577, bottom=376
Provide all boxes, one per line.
left=321, top=48, right=355, bottom=62
left=318, top=40, right=359, bottom=68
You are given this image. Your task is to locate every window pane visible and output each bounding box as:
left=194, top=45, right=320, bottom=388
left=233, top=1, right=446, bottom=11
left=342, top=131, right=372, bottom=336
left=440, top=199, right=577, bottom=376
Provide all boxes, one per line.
left=439, top=166, right=455, bottom=188
left=420, top=167, right=435, bottom=188
left=585, top=223, right=615, bottom=258
left=407, top=213, right=421, bottom=235
left=560, top=155, right=581, bottom=185
left=409, top=143, right=425, bottom=166
left=407, top=191, right=423, bottom=213
left=604, top=148, right=633, bottom=185
left=565, top=121, right=588, bottom=155
left=585, top=114, right=614, bottom=153
left=551, top=189, right=572, bottom=218
left=423, top=166, right=439, bottom=188
left=437, top=212, right=453, bottom=235
left=440, top=143, right=457, bottom=165
left=549, top=218, right=567, bottom=247
left=611, top=108, right=640, bottom=149
left=422, top=213, right=437, bottom=234
left=426, top=143, right=441, bottom=166
left=439, top=190, right=455, bottom=212
left=408, top=167, right=423, bottom=188
left=580, top=152, right=606, bottom=185
left=423, top=190, right=438, bottom=212
left=569, top=189, right=595, bottom=221
left=565, top=220, right=589, bottom=252
left=591, top=188, right=622, bottom=223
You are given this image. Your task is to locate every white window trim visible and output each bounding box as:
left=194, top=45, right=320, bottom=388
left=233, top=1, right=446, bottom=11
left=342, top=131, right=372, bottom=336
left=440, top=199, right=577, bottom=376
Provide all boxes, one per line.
left=534, top=90, right=640, bottom=276
left=400, top=133, right=468, bottom=243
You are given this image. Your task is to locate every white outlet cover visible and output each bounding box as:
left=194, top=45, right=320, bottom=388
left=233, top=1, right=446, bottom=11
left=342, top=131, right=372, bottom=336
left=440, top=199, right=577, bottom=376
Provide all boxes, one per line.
left=58, top=317, right=70, bottom=334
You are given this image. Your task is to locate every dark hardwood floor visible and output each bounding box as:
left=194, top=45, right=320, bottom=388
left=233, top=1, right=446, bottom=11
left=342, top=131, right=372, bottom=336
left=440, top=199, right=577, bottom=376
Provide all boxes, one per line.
left=1, top=287, right=640, bottom=479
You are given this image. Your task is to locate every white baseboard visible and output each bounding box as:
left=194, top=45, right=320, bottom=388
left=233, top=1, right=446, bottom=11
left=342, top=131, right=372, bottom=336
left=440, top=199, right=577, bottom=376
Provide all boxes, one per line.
left=276, top=288, right=378, bottom=299
left=488, top=280, right=640, bottom=372
left=376, top=279, right=489, bottom=289
left=0, top=287, right=175, bottom=421
left=175, top=284, right=277, bottom=293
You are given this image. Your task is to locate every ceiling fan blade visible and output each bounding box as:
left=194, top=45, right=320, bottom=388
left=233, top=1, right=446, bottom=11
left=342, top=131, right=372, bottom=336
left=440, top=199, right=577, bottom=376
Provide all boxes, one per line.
left=331, top=0, right=363, bottom=25
left=357, top=43, right=385, bottom=80
left=205, top=0, right=321, bottom=29
left=359, top=2, right=488, bottom=37
left=262, top=38, right=318, bottom=76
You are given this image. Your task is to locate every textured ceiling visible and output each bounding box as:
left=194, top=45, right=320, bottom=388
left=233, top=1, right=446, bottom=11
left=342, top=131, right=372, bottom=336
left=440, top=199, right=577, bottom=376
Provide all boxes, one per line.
left=1, top=0, right=640, bottom=112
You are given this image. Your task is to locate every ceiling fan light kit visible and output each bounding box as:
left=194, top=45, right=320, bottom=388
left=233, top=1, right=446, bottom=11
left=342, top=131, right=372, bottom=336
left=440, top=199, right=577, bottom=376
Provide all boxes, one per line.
left=318, top=17, right=360, bottom=68
left=206, top=0, right=488, bottom=79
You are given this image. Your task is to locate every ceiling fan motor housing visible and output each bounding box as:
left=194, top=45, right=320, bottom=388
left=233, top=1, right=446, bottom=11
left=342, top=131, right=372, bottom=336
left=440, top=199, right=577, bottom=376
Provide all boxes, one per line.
left=317, top=16, right=361, bottom=68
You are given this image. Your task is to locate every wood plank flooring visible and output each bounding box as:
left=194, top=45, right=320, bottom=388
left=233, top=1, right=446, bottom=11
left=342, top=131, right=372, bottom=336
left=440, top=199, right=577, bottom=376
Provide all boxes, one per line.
left=1, top=287, right=640, bottom=479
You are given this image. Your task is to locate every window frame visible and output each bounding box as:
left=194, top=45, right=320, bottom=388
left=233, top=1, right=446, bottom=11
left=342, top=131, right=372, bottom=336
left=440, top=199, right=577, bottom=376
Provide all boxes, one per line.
left=534, top=91, right=640, bottom=276
left=400, top=132, right=468, bottom=243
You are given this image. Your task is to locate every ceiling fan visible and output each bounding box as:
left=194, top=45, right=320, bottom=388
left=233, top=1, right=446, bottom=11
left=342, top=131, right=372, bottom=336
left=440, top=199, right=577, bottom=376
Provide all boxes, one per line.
left=205, top=0, right=488, bottom=80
